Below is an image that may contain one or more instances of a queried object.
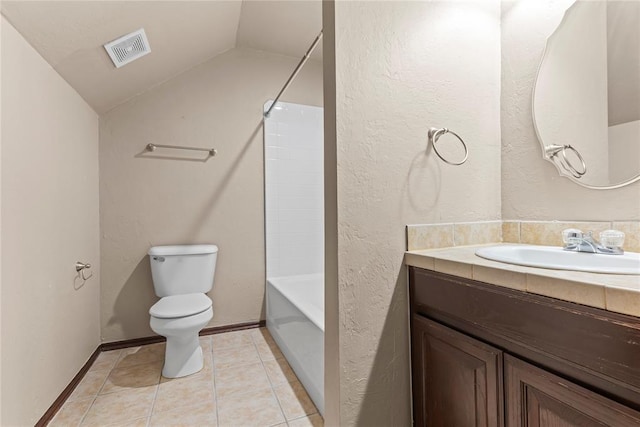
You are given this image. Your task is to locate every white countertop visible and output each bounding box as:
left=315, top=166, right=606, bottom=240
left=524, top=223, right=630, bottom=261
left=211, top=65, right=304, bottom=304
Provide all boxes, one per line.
left=405, top=243, right=640, bottom=318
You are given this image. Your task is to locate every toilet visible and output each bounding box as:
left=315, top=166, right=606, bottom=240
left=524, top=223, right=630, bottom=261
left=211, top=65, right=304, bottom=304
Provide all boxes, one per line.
left=148, top=244, right=218, bottom=378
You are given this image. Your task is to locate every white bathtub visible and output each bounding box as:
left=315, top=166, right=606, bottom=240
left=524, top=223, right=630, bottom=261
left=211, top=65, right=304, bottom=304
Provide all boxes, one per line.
left=266, top=274, right=324, bottom=416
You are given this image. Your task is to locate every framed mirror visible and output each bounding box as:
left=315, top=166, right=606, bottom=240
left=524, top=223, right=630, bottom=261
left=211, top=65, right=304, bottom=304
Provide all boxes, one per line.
left=533, top=0, right=640, bottom=189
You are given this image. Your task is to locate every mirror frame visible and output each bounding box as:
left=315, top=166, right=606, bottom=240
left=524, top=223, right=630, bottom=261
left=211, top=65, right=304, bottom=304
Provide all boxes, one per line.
left=532, top=0, right=640, bottom=190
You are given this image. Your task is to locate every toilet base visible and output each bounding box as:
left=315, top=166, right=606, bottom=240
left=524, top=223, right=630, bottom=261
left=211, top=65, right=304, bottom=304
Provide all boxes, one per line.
left=163, top=334, right=203, bottom=378
left=150, top=306, right=213, bottom=379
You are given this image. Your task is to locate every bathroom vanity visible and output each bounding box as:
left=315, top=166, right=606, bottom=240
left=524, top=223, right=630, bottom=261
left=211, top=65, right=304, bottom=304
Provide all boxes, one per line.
left=406, top=246, right=640, bottom=426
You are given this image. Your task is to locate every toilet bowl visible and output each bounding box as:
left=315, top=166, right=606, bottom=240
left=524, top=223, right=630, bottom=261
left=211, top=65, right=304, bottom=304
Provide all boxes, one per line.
left=150, top=293, right=213, bottom=378
left=148, top=244, right=218, bottom=378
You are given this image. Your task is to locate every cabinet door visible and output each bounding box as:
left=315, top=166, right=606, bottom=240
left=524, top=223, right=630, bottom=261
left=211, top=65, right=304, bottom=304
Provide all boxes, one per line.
left=505, top=354, right=640, bottom=427
left=411, top=315, right=503, bottom=427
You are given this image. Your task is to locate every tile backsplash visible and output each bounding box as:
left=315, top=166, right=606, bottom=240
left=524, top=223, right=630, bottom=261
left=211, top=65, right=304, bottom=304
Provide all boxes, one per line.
left=406, top=221, right=501, bottom=251
left=514, top=221, right=611, bottom=247
left=505, top=221, right=640, bottom=252
left=612, top=222, right=640, bottom=254
left=407, top=220, right=640, bottom=252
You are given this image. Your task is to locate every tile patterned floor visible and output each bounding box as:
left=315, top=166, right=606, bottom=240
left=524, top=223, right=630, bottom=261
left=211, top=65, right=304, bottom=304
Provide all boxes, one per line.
left=49, top=328, right=323, bottom=427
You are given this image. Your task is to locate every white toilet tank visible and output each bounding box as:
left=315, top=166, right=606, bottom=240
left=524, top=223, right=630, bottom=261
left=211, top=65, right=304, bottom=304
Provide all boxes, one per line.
left=148, top=244, right=218, bottom=297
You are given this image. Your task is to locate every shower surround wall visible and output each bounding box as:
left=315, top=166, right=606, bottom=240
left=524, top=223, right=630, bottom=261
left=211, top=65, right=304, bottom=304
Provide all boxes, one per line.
left=264, top=101, right=325, bottom=415
left=99, top=48, right=322, bottom=341
left=265, top=101, right=324, bottom=279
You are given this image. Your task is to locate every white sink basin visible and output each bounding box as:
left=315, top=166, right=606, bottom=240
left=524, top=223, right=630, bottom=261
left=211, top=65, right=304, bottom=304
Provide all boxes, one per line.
left=475, top=245, right=640, bottom=275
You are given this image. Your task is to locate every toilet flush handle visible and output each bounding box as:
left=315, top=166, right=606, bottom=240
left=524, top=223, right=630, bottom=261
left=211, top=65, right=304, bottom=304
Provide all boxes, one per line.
left=153, top=256, right=165, bottom=262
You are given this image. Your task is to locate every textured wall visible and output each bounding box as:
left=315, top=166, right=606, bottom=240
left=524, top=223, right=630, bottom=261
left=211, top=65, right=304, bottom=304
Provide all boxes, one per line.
left=99, top=48, right=323, bottom=342
left=501, top=0, right=640, bottom=219
left=1, top=17, right=100, bottom=425
left=329, top=1, right=501, bottom=424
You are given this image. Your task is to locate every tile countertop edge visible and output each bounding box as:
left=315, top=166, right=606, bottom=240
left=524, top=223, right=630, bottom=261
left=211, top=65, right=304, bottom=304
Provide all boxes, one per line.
left=404, top=243, right=640, bottom=318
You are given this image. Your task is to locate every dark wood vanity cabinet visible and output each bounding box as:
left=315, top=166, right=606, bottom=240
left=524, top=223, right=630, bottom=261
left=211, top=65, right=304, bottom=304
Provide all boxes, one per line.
left=504, top=355, right=640, bottom=427
left=409, top=267, right=640, bottom=427
left=411, top=315, right=503, bottom=427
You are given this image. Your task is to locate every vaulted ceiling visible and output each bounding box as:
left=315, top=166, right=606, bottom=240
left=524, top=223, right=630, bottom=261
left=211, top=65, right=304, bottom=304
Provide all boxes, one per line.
left=1, top=1, right=322, bottom=113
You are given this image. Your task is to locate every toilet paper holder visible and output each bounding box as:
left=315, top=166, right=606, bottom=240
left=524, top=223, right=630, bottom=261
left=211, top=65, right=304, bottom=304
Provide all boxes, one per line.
left=75, top=261, right=93, bottom=280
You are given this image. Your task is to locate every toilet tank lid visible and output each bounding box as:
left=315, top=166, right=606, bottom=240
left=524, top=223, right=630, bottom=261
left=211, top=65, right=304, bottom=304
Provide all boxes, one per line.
left=148, top=244, right=218, bottom=256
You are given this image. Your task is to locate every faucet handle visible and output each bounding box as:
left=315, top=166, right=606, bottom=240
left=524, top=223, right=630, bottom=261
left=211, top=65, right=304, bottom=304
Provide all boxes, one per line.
left=599, top=230, right=625, bottom=249
left=562, top=228, right=583, bottom=245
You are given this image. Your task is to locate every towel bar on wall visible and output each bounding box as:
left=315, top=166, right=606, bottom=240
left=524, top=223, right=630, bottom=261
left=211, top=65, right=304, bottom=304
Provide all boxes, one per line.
left=146, top=143, right=217, bottom=157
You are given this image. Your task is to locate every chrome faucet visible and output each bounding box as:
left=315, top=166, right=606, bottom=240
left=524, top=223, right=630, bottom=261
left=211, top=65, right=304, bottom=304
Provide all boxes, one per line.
left=562, top=229, right=625, bottom=255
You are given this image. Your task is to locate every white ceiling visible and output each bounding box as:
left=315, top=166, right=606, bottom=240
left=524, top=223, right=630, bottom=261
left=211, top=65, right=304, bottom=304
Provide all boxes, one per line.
left=1, top=1, right=322, bottom=114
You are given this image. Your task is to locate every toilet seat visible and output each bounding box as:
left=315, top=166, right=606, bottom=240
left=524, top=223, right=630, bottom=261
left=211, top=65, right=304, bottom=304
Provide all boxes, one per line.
left=149, top=293, right=212, bottom=319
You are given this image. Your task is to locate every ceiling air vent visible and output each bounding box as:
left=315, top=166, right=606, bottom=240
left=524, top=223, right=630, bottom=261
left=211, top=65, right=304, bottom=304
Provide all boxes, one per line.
left=104, top=28, right=151, bottom=68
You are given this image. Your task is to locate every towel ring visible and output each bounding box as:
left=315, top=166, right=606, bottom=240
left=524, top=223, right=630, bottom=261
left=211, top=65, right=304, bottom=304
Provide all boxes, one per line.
left=544, top=144, right=586, bottom=179
left=428, top=127, right=469, bottom=166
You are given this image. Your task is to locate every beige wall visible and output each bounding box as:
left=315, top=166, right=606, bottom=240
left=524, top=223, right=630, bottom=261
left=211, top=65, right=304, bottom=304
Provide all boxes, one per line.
left=501, top=0, right=640, bottom=220
left=1, top=16, right=100, bottom=425
left=99, top=47, right=323, bottom=342
left=0, top=12, right=4, bottom=425
left=322, top=1, right=340, bottom=423
left=326, top=1, right=501, bottom=424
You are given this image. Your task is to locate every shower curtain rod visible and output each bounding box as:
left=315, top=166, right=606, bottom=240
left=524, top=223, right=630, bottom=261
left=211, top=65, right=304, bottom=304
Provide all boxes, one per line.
left=264, top=29, right=323, bottom=118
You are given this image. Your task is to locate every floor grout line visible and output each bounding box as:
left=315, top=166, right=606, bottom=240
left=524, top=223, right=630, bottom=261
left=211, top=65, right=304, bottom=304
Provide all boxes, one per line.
left=208, top=335, right=220, bottom=427
left=75, top=362, right=113, bottom=426
left=253, top=328, right=289, bottom=425
left=145, top=379, right=161, bottom=427
left=66, top=395, right=97, bottom=427
left=213, top=329, right=265, bottom=422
